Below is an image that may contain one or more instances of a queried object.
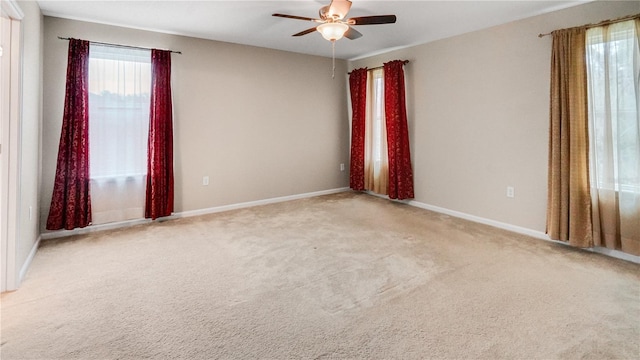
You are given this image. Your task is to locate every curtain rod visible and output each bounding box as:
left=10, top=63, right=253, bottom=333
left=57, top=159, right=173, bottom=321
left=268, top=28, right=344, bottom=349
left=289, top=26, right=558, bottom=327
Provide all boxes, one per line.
left=538, top=13, right=639, bottom=38
left=57, top=36, right=182, bottom=54
left=348, top=60, right=409, bottom=75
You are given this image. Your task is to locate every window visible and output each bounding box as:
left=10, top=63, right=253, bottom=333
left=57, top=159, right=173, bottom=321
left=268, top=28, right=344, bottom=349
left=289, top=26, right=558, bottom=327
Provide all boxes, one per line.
left=89, top=45, right=151, bottom=179
left=585, top=18, right=639, bottom=254
left=365, top=68, right=388, bottom=192
left=586, top=20, right=640, bottom=193
left=349, top=61, right=413, bottom=199
left=88, top=45, right=151, bottom=224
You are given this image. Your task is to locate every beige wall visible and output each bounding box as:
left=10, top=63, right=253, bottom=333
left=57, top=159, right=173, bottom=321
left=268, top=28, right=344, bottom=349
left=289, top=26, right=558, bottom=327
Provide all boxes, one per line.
left=16, top=0, right=42, bottom=278
left=39, top=1, right=639, bottom=236
left=41, top=17, right=350, bottom=231
left=349, top=0, right=639, bottom=232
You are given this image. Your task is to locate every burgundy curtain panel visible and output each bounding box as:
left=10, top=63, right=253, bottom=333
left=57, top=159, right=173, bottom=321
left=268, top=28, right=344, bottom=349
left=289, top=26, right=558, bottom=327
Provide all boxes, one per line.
left=145, top=49, right=174, bottom=220
left=384, top=60, right=414, bottom=200
left=46, top=39, right=92, bottom=230
left=349, top=68, right=368, bottom=191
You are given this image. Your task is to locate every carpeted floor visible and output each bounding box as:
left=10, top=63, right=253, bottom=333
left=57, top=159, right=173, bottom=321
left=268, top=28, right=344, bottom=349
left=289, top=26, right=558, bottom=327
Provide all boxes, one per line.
left=1, top=192, right=639, bottom=359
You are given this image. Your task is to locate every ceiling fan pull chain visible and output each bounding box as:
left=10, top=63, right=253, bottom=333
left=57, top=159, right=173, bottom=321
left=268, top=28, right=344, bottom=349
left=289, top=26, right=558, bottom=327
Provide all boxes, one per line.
left=332, top=39, right=336, bottom=79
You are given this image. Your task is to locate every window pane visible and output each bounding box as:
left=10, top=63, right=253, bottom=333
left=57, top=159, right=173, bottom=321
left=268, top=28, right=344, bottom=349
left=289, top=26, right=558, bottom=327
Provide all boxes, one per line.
left=89, top=45, right=151, bottom=179
left=586, top=20, right=640, bottom=192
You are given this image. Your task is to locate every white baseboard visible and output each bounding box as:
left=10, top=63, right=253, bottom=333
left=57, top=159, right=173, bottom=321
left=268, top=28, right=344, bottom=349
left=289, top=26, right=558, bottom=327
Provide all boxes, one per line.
left=172, top=187, right=351, bottom=219
left=40, top=187, right=351, bottom=240
left=40, top=218, right=152, bottom=240
left=17, top=235, right=41, bottom=287
left=403, top=197, right=639, bottom=264
left=586, top=247, right=640, bottom=264
left=407, top=199, right=550, bottom=241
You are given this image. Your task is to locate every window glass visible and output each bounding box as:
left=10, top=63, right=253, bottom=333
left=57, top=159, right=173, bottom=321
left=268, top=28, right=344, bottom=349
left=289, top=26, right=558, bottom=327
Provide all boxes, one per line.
left=586, top=20, right=640, bottom=192
left=88, top=45, right=151, bottom=179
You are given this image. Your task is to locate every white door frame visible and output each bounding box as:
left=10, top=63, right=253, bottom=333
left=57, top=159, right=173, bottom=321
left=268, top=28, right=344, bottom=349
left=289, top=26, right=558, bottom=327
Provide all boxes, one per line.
left=1, top=0, right=23, bottom=292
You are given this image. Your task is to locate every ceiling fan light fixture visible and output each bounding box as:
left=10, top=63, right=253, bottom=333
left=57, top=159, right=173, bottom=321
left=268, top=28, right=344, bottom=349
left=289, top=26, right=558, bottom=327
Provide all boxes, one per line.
left=317, top=22, right=349, bottom=41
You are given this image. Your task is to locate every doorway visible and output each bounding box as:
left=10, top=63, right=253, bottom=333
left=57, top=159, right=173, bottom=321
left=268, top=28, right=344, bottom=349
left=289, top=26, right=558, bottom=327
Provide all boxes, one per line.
left=1, top=1, right=22, bottom=292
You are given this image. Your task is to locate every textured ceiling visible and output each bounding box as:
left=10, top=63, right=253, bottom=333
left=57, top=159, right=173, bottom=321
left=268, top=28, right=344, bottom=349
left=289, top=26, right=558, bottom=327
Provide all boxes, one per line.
left=37, top=0, right=591, bottom=60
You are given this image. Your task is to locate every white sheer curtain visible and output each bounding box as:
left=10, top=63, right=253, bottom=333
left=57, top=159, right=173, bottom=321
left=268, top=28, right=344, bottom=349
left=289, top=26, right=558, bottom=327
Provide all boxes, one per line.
left=89, top=45, right=151, bottom=224
left=586, top=18, right=640, bottom=255
left=364, top=68, right=389, bottom=194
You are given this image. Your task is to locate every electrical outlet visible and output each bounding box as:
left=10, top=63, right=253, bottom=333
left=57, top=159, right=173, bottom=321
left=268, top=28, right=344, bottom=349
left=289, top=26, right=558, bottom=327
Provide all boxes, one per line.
left=203, top=176, right=209, bottom=186
left=506, top=186, right=515, bottom=198
left=340, top=163, right=345, bottom=171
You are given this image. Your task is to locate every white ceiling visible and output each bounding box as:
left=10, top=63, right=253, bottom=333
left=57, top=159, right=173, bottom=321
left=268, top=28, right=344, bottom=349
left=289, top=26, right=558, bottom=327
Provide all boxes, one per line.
left=37, top=0, right=591, bottom=60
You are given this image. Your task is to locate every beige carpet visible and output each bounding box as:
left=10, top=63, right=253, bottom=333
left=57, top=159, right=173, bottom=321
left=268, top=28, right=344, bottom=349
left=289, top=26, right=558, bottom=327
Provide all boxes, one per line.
left=1, top=192, right=639, bottom=359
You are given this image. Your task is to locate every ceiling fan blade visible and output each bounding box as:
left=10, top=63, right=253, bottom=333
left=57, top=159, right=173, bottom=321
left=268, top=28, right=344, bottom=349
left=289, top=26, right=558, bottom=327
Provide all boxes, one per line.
left=328, top=0, right=352, bottom=20
left=344, top=27, right=362, bottom=40
left=292, top=27, right=318, bottom=37
left=272, top=13, right=320, bottom=22
left=348, top=15, right=397, bottom=25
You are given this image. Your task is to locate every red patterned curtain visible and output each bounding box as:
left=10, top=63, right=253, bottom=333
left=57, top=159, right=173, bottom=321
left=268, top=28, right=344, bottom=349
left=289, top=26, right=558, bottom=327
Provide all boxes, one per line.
left=46, top=39, right=92, bottom=230
left=349, top=68, right=368, bottom=191
left=384, top=60, right=414, bottom=200
left=145, top=49, right=174, bottom=220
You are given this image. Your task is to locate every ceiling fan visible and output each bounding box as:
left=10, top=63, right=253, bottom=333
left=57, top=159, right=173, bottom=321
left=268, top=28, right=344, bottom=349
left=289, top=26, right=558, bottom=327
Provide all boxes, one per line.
left=272, top=0, right=397, bottom=42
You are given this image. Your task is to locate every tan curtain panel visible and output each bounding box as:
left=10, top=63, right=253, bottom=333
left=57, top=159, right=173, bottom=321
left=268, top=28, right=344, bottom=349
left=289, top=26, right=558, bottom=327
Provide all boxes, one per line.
left=546, top=28, right=593, bottom=247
